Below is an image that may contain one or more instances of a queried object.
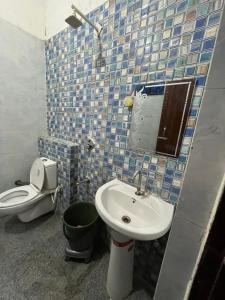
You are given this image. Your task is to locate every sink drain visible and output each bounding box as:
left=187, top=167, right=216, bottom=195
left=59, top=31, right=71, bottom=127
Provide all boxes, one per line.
left=121, top=215, right=131, bottom=224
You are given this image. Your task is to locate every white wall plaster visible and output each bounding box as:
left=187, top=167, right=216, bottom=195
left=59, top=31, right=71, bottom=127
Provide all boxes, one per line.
left=0, top=18, right=47, bottom=192
left=0, top=0, right=46, bottom=39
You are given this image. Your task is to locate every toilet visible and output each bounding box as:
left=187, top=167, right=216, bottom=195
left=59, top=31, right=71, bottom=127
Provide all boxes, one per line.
left=0, top=157, right=57, bottom=222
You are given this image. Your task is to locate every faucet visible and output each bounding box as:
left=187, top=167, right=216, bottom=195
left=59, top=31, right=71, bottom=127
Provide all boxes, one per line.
left=132, top=170, right=145, bottom=196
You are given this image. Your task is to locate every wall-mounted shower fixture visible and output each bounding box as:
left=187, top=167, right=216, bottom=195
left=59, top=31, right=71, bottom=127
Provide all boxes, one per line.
left=95, top=41, right=106, bottom=68
left=65, top=4, right=102, bottom=39
left=86, top=137, right=95, bottom=152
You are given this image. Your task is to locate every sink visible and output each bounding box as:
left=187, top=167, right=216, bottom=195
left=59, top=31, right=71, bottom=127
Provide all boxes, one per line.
left=95, top=178, right=174, bottom=241
left=95, top=178, right=174, bottom=300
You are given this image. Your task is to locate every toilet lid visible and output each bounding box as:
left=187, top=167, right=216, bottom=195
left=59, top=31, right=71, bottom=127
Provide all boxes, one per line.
left=30, top=158, right=45, bottom=191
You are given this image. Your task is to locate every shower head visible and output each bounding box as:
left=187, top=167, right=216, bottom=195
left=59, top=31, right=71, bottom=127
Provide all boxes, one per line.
left=65, top=15, right=83, bottom=29
left=65, top=4, right=102, bottom=38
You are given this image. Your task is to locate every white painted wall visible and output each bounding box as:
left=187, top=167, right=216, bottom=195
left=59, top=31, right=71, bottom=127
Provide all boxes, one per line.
left=0, top=0, right=46, bottom=39
left=0, top=18, right=47, bottom=192
left=45, top=0, right=107, bottom=39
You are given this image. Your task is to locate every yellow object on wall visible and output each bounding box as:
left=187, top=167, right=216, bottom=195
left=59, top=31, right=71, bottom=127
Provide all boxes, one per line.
left=124, top=96, right=134, bottom=107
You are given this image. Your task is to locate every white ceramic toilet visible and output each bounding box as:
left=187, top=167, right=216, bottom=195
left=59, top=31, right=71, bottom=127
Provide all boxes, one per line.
left=0, top=157, right=58, bottom=222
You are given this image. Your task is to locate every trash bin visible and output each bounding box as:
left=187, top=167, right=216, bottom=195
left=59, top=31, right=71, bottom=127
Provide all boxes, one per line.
left=63, top=202, right=99, bottom=252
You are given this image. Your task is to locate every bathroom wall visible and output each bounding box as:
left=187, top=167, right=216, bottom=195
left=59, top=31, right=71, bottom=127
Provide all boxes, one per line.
left=45, top=0, right=224, bottom=295
left=46, top=0, right=223, bottom=204
left=0, top=18, right=46, bottom=192
left=38, top=136, right=79, bottom=211
left=0, top=0, right=46, bottom=39
left=154, top=5, right=225, bottom=298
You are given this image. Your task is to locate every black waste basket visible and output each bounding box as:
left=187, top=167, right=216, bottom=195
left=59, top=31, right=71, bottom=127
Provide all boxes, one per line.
left=63, top=202, right=99, bottom=252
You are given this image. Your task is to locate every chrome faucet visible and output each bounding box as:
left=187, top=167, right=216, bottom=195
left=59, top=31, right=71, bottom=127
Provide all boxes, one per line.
left=132, top=170, right=145, bottom=196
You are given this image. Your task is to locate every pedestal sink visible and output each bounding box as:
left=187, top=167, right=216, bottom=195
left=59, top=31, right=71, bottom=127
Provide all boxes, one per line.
left=95, top=178, right=174, bottom=300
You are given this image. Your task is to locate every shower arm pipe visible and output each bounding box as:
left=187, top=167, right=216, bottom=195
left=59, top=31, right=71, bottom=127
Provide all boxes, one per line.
left=71, top=4, right=102, bottom=38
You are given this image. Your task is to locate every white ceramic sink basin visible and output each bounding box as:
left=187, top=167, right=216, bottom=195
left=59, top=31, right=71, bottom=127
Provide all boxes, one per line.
left=95, top=178, right=174, bottom=240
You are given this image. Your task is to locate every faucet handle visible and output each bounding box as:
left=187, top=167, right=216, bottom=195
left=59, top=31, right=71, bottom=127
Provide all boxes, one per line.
left=132, top=170, right=140, bottom=181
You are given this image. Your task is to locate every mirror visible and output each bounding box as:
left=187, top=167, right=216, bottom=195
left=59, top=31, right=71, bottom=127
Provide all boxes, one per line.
left=128, top=79, right=195, bottom=158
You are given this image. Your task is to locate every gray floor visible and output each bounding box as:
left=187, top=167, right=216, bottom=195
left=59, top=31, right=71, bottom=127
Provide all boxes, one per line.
left=0, top=212, right=151, bottom=300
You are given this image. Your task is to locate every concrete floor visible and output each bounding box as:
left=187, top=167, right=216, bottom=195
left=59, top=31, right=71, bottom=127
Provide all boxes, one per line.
left=0, top=212, right=151, bottom=300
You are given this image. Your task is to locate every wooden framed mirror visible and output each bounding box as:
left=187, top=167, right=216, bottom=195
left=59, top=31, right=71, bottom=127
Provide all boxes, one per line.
left=128, top=78, right=195, bottom=157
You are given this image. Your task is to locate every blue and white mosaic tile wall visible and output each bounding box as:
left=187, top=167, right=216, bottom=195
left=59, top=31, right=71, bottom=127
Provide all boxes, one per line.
left=38, top=136, right=78, bottom=211
left=46, top=0, right=223, bottom=205
left=44, top=0, right=224, bottom=294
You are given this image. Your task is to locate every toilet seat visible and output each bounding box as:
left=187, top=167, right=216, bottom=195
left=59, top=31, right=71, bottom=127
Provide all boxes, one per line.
left=0, top=184, right=39, bottom=208
left=0, top=158, right=45, bottom=210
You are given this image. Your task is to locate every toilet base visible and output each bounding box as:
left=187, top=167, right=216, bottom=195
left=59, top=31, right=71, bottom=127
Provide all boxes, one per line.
left=17, top=194, right=55, bottom=222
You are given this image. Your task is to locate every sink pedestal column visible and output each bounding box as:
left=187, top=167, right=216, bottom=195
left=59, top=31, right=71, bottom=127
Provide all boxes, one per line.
left=107, top=230, right=135, bottom=300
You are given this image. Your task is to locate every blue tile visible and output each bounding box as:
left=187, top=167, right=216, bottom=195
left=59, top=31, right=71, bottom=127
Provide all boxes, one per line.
left=169, top=48, right=179, bottom=58
left=118, top=46, right=123, bottom=54
left=165, top=169, right=174, bottom=177
left=174, top=171, right=183, bottom=179
left=167, top=59, right=177, bottom=68
left=145, top=45, right=151, bottom=54
left=141, top=65, right=149, bottom=73
left=190, top=109, right=198, bottom=117
left=135, top=57, right=143, bottom=65
left=149, top=2, right=158, bottom=12
left=195, top=16, right=207, bottom=29
left=208, top=12, right=221, bottom=26
left=149, top=164, right=157, bottom=171
left=191, top=41, right=202, bottom=52
left=185, top=128, right=194, bottom=137
left=122, top=61, right=128, bottom=68
left=193, top=29, right=205, bottom=41
left=185, top=66, right=196, bottom=76
left=169, top=194, right=179, bottom=203
left=162, top=40, right=170, bottom=49
left=200, top=51, right=212, bottom=62
left=156, top=71, right=165, bottom=80
left=177, top=0, right=187, bottom=12
left=173, top=25, right=182, bottom=36
left=114, top=12, right=120, bottom=20
left=196, top=76, right=206, bottom=86
left=144, top=155, right=151, bottom=161
left=165, top=18, right=173, bottom=28
left=164, top=176, right=173, bottom=184
left=170, top=186, right=181, bottom=195
left=202, top=38, right=215, bottom=51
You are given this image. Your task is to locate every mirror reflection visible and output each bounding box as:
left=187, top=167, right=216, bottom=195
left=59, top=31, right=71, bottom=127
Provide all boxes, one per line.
left=128, top=79, right=195, bottom=157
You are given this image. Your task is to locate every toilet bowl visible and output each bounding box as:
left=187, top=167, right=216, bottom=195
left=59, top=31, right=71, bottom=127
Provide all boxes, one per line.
left=0, top=157, right=57, bottom=222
